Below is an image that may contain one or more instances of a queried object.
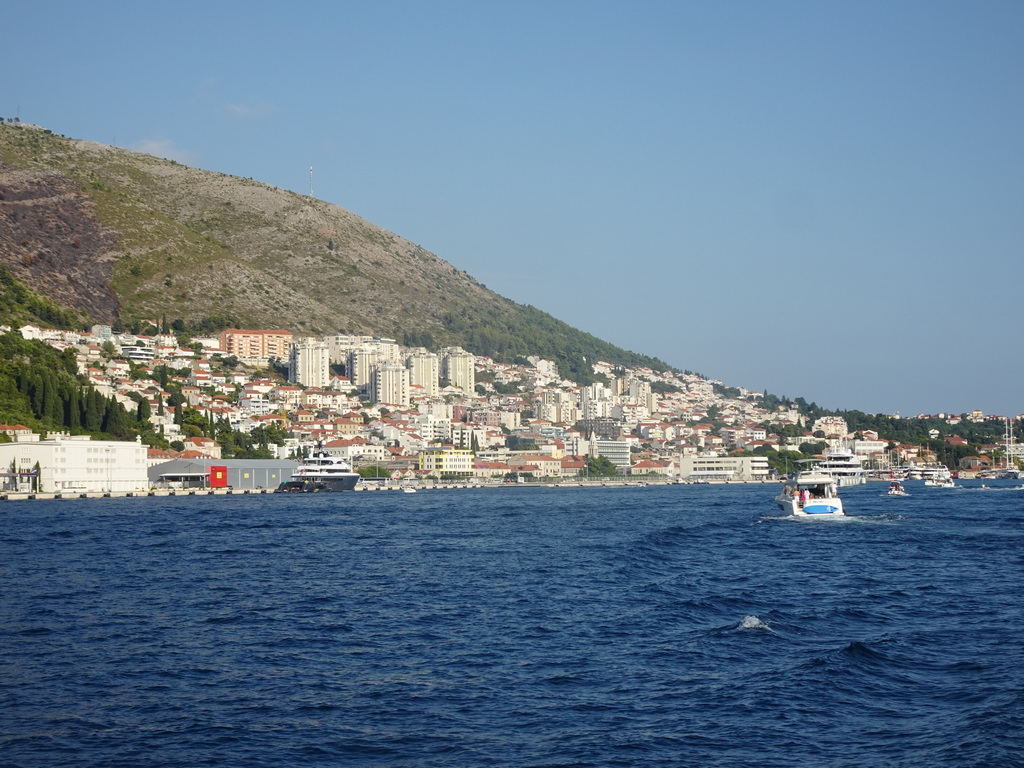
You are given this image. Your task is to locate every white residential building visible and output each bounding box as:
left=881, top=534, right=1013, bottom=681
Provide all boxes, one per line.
left=441, top=346, right=475, bottom=393
left=120, top=345, right=156, bottom=363
left=289, top=337, right=330, bottom=388
left=628, top=379, right=655, bottom=412
left=372, top=363, right=410, bottom=407
left=580, top=383, right=614, bottom=419
left=409, top=413, right=452, bottom=443
left=812, top=416, right=849, bottom=438
left=328, top=334, right=401, bottom=365
left=346, top=348, right=377, bottom=390
left=406, top=348, right=440, bottom=396
left=535, top=399, right=580, bottom=426
left=590, top=437, right=632, bottom=474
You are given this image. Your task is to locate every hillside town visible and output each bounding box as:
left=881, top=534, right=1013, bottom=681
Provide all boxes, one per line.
left=2, top=323, right=1021, bottom=494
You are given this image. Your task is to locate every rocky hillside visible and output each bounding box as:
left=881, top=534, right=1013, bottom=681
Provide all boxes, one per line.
left=0, top=122, right=671, bottom=380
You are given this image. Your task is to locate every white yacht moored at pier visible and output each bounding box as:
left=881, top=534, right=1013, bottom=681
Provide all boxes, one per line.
left=276, top=447, right=360, bottom=492
left=812, top=445, right=866, bottom=487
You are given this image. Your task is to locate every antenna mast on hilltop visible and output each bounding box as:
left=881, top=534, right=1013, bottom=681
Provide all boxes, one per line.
left=309, top=164, right=314, bottom=197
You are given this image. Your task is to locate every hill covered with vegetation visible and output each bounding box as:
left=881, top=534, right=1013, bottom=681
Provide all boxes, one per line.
left=0, top=121, right=671, bottom=385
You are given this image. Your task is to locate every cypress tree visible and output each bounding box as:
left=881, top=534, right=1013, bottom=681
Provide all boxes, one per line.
left=84, top=390, right=104, bottom=431
left=102, top=400, right=134, bottom=439
left=101, top=400, right=114, bottom=434
left=29, top=374, right=44, bottom=419
left=67, top=388, right=81, bottom=430
left=42, top=373, right=61, bottom=425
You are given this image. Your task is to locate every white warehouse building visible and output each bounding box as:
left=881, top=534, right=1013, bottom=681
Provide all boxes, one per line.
left=677, top=455, right=770, bottom=482
left=0, top=434, right=149, bottom=494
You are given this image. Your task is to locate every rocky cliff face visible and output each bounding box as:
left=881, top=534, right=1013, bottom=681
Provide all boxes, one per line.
left=0, top=162, right=120, bottom=322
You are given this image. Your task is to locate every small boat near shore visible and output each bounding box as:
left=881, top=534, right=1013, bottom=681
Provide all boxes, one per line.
left=775, top=470, right=844, bottom=517
left=887, top=480, right=909, bottom=497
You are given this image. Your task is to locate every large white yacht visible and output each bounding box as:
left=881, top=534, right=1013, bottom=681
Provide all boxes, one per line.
left=276, top=447, right=361, bottom=492
left=812, top=445, right=866, bottom=487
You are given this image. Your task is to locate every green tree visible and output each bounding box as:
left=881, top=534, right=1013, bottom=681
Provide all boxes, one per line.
left=180, top=406, right=209, bottom=435
left=83, top=390, right=104, bottom=431
left=101, top=401, right=134, bottom=439
left=65, top=387, right=81, bottom=430
left=582, top=454, right=619, bottom=477
left=798, top=441, right=828, bottom=456
left=507, top=435, right=539, bottom=451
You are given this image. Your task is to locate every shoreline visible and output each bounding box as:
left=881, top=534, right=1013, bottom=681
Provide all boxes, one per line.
left=1, top=478, right=781, bottom=501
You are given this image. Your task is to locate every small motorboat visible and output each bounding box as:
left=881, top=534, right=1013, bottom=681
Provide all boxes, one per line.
left=887, top=480, right=909, bottom=497
left=775, top=470, right=844, bottom=517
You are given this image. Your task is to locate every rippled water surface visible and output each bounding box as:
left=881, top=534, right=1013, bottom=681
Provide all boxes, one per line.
left=3, top=481, right=1023, bottom=767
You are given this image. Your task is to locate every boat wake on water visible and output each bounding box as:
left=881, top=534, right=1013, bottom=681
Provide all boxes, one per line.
left=737, top=615, right=774, bottom=632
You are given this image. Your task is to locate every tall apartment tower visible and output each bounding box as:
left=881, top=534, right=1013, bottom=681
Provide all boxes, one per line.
left=372, top=363, right=410, bottom=406
left=346, top=348, right=377, bottom=390
left=288, top=338, right=330, bottom=388
left=628, top=379, right=655, bottom=412
left=536, top=389, right=579, bottom=425
left=441, top=347, right=475, bottom=393
left=375, top=338, right=402, bottom=363
left=406, top=348, right=440, bottom=396
left=328, top=335, right=400, bottom=368
left=327, top=334, right=369, bottom=364
left=580, top=382, right=613, bottom=419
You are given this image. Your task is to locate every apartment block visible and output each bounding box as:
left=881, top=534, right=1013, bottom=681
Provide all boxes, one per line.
left=288, top=337, right=330, bottom=388
left=441, top=346, right=475, bottom=393
left=219, top=329, right=293, bottom=361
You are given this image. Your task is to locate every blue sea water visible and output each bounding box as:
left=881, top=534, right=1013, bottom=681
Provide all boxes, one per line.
left=2, top=480, right=1023, bottom=767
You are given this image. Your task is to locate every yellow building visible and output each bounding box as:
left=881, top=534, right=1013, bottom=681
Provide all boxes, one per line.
left=418, top=446, right=474, bottom=479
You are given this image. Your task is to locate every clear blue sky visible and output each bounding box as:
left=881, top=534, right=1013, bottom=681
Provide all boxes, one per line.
left=7, top=1, right=1023, bottom=417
